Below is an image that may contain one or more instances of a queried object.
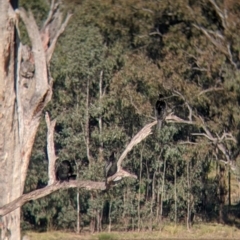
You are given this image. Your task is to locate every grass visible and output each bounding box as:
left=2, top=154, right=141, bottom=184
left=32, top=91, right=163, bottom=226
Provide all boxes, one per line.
left=25, top=223, right=240, bottom=240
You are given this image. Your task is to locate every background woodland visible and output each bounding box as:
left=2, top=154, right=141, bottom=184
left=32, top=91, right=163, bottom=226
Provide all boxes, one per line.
left=20, top=0, right=240, bottom=234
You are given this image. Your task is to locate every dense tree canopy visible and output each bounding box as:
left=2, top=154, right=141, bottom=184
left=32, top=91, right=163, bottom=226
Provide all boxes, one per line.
left=20, top=0, right=240, bottom=233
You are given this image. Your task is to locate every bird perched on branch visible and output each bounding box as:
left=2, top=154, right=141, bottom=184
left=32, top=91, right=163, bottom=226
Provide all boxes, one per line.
left=105, top=151, right=137, bottom=189
left=155, top=94, right=167, bottom=129
left=105, top=152, right=118, bottom=180
left=56, top=160, right=76, bottom=181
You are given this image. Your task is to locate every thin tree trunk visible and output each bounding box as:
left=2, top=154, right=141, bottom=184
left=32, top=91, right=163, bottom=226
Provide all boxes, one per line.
left=150, top=171, right=156, bottom=231
left=98, top=70, right=104, bottom=162
left=85, top=78, right=92, bottom=167
left=97, top=209, right=100, bottom=232
left=218, top=164, right=226, bottom=223
left=131, top=199, right=135, bottom=231
left=156, top=187, right=160, bottom=221
left=160, top=158, right=166, bottom=223
left=187, top=160, right=190, bottom=230
left=76, top=190, right=80, bottom=233
left=174, top=162, right=177, bottom=226
left=90, top=193, right=95, bottom=233
left=155, top=154, right=161, bottom=222
left=100, top=206, right=103, bottom=232
left=137, top=146, right=144, bottom=232
left=123, top=189, right=127, bottom=231
left=76, top=92, right=80, bottom=234
left=108, top=200, right=112, bottom=232
left=146, top=159, right=150, bottom=200
left=96, top=200, right=102, bottom=233
left=228, top=163, right=231, bottom=207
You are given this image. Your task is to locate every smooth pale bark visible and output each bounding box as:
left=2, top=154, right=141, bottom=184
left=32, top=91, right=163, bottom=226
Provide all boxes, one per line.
left=0, top=2, right=22, bottom=239
left=0, top=1, right=71, bottom=239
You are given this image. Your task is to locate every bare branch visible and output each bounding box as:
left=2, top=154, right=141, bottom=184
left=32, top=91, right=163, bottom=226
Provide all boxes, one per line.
left=192, top=24, right=228, bottom=56
left=219, top=132, right=237, bottom=143
left=192, top=67, right=208, bottom=72
left=198, top=87, right=224, bottom=96
left=192, top=118, right=235, bottom=163
left=45, top=112, right=58, bottom=185
left=192, top=24, right=238, bottom=69
left=149, top=29, right=162, bottom=36
left=42, top=0, right=59, bottom=30
left=107, top=169, right=137, bottom=184
left=117, top=121, right=157, bottom=168
left=209, top=0, right=227, bottom=28
left=178, top=141, right=198, bottom=145
left=191, top=133, right=216, bottom=142
left=46, top=12, right=73, bottom=62
left=165, top=114, right=194, bottom=124
left=173, top=90, right=193, bottom=122
left=227, top=43, right=238, bottom=69
left=0, top=180, right=106, bottom=217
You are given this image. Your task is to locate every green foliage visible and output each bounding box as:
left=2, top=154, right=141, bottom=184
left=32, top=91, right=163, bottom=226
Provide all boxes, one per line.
left=22, top=0, right=240, bottom=234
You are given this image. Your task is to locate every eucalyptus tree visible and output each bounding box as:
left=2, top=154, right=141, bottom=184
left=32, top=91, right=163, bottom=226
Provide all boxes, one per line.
left=0, top=0, right=72, bottom=238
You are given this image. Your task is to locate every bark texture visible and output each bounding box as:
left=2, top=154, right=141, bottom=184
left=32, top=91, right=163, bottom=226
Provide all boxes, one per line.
left=0, top=2, right=22, bottom=239
left=0, top=1, right=71, bottom=239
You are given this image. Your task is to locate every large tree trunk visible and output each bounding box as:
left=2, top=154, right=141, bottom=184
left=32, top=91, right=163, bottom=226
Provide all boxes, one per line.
left=0, top=1, right=71, bottom=239
left=0, top=2, right=23, bottom=239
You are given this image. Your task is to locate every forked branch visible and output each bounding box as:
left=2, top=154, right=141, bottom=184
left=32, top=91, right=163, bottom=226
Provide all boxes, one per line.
left=46, top=12, right=72, bottom=62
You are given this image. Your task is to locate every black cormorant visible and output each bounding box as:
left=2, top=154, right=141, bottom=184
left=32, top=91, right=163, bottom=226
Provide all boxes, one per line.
left=56, top=160, right=76, bottom=181
left=105, top=152, right=138, bottom=189
left=105, top=152, right=117, bottom=179
left=155, top=94, right=167, bottom=129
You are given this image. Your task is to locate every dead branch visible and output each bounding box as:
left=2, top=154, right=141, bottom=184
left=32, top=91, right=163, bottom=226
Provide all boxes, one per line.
left=117, top=121, right=157, bottom=168
left=45, top=112, right=58, bottom=185
left=42, top=0, right=59, bottom=30
left=191, top=132, right=216, bottom=142
left=198, top=87, right=224, bottom=96
left=46, top=12, right=72, bottom=62
left=173, top=90, right=193, bottom=122
left=107, top=169, right=137, bottom=184
left=114, top=109, right=196, bottom=179
left=178, top=141, right=198, bottom=145
left=192, top=117, right=236, bottom=162
left=166, top=113, right=194, bottom=125
left=192, top=24, right=228, bottom=56
left=192, top=23, right=238, bottom=69
left=0, top=180, right=106, bottom=217
left=227, top=43, right=238, bottom=69
left=167, top=94, right=237, bottom=164
left=209, top=0, right=227, bottom=28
